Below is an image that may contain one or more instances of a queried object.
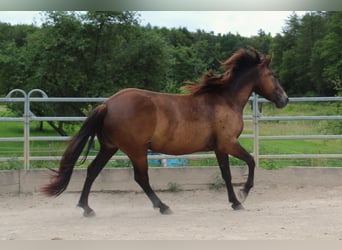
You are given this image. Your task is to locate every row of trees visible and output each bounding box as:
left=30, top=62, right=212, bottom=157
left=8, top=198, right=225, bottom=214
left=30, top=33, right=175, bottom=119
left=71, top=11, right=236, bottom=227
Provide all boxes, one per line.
left=1, top=11, right=340, bottom=97
left=272, top=11, right=341, bottom=96
left=0, top=11, right=341, bottom=134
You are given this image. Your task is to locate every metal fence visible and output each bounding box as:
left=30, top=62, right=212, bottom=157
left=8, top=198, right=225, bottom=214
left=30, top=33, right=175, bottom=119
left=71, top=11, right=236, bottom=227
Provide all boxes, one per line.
left=0, top=89, right=341, bottom=170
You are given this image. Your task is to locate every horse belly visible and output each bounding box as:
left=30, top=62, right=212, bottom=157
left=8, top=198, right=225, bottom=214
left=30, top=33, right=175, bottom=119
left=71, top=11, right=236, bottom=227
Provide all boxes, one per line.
left=150, top=124, right=213, bottom=155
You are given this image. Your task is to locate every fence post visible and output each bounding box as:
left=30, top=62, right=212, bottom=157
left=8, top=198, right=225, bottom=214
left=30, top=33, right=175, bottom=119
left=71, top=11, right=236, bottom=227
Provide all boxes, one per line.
left=25, top=89, right=48, bottom=170
left=252, top=93, right=260, bottom=168
left=5, top=89, right=29, bottom=170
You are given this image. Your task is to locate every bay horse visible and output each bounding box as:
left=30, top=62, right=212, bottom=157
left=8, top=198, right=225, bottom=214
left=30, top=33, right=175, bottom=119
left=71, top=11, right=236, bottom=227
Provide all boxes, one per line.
left=41, top=48, right=288, bottom=216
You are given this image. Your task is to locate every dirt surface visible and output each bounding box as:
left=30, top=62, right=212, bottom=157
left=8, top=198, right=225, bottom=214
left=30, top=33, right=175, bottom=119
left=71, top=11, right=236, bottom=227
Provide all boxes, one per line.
left=1, top=184, right=342, bottom=240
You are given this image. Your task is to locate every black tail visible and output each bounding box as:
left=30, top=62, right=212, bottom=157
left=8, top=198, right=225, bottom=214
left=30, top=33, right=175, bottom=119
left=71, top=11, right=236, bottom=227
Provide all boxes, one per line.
left=41, top=104, right=107, bottom=196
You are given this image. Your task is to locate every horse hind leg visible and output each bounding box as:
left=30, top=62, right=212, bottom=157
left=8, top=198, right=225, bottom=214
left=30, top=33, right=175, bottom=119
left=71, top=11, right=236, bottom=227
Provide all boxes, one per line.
left=130, top=154, right=172, bottom=215
left=77, top=147, right=117, bottom=217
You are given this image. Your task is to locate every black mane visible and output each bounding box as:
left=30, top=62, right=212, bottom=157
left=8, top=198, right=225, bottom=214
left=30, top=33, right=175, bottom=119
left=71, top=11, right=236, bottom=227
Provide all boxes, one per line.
left=183, top=48, right=264, bottom=95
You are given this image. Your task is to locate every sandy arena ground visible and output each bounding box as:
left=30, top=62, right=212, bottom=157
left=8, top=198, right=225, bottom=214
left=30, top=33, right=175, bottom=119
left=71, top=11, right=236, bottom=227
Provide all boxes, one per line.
left=1, top=184, right=342, bottom=240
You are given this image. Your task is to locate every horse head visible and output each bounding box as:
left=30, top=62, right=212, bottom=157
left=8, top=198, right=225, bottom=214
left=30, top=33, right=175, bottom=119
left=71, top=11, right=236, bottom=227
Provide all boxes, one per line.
left=253, top=51, right=289, bottom=108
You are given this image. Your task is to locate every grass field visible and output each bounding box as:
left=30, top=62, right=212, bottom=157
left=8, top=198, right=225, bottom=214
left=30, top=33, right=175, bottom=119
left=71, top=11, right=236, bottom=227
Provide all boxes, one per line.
left=0, top=102, right=341, bottom=170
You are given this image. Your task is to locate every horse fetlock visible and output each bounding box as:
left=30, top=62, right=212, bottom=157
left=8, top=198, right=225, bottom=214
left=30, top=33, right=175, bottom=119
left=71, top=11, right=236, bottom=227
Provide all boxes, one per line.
left=238, top=189, right=248, bottom=203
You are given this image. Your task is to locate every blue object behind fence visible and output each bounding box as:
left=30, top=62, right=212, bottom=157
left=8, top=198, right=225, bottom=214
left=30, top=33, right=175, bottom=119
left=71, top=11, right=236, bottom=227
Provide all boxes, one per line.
left=165, top=158, right=188, bottom=167
left=147, top=153, right=188, bottom=167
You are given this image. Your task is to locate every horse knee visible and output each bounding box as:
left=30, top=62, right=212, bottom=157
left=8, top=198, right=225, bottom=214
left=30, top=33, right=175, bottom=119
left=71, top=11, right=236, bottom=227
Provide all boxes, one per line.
left=246, top=156, right=255, bottom=168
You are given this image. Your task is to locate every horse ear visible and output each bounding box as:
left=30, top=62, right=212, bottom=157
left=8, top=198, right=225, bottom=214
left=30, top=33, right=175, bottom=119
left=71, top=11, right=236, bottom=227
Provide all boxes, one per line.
left=247, top=47, right=261, bottom=63
left=264, top=54, right=273, bottom=66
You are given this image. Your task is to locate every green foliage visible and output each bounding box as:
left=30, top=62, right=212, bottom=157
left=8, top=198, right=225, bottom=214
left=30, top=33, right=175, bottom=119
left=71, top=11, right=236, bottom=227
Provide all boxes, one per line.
left=209, top=173, right=225, bottom=190
left=2, top=11, right=341, bottom=100
left=319, top=12, right=342, bottom=95
left=0, top=159, right=22, bottom=170
left=167, top=182, right=181, bottom=192
left=1, top=10, right=341, bottom=137
left=271, top=11, right=341, bottom=96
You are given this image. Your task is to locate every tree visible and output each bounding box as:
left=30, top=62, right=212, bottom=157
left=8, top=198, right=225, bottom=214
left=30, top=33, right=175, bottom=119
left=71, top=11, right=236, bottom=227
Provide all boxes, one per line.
left=247, top=29, right=272, bottom=54
left=319, top=12, right=342, bottom=95
left=296, top=12, right=327, bottom=95
left=1, top=11, right=171, bottom=135
left=270, top=11, right=339, bottom=96
left=0, top=23, right=38, bottom=96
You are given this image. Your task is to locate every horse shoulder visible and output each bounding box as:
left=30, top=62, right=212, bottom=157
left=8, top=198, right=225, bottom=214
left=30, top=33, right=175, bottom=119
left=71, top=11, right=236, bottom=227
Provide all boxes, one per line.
left=211, top=96, right=244, bottom=141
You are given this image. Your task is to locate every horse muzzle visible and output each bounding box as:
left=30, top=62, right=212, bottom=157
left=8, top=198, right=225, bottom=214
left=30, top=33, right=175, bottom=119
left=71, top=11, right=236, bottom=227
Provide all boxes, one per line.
left=275, top=94, right=289, bottom=108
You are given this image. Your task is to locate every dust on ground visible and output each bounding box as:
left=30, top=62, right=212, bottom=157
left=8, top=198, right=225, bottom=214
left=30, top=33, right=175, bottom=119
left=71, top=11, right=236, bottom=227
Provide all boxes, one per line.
left=1, top=184, right=342, bottom=240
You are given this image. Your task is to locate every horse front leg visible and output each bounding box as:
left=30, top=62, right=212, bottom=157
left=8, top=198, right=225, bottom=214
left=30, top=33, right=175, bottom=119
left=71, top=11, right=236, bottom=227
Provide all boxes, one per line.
left=219, top=140, right=255, bottom=206
left=215, top=151, right=244, bottom=210
left=227, top=141, right=255, bottom=203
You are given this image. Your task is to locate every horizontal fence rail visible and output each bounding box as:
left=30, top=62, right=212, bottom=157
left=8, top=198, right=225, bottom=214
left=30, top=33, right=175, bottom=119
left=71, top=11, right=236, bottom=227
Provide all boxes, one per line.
left=0, top=89, right=341, bottom=170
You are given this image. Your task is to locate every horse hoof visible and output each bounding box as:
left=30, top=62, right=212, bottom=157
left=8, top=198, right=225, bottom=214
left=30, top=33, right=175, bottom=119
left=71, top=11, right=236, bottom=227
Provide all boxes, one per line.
left=161, top=207, right=173, bottom=215
left=159, top=204, right=173, bottom=215
left=77, top=203, right=96, bottom=217
left=232, top=203, right=244, bottom=210
left=83, top=209, right=96, bottom=217
left=238, top=189, right=248, bottom=203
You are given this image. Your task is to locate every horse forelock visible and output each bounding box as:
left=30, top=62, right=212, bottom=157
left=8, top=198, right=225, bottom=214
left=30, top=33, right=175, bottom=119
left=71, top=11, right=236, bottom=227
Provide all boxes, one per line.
left=183, top=48, right=266, bottom=95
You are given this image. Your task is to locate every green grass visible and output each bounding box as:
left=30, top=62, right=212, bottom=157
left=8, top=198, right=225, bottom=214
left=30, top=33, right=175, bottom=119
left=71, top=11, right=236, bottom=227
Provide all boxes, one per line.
left=0, top=102, right=341, bottom=169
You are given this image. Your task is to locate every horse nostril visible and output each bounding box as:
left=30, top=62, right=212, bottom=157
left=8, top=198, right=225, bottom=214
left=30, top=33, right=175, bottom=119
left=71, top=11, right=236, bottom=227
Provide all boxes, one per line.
left=281, top=97, right=289, bottom=108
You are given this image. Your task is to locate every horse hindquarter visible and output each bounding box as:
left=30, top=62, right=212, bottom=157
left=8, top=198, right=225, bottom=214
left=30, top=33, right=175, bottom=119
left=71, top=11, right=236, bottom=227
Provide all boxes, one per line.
left=102, top=89, right=158, bottom=154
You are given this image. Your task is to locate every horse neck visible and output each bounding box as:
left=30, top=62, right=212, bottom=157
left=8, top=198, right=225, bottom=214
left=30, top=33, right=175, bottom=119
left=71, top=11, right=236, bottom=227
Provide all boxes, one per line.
left=226, top=77, right=255, bottom=112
